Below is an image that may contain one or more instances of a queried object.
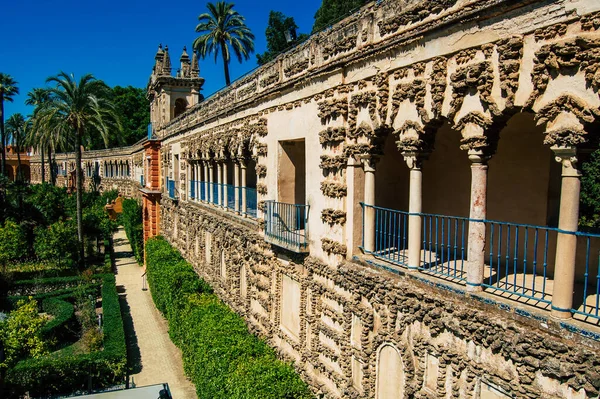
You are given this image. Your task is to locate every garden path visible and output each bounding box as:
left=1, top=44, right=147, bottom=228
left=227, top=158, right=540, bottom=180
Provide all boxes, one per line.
left=113, top=228, right=197, bottom=399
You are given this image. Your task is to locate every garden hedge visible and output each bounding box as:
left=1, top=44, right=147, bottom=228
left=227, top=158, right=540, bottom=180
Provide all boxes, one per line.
left=41, top=297, right=77, bottom=345
left=145, top=237, right=313, bottom=399
left=5, top=274, right=127, bottom=397
left=119, top=199, right=144, bottom=265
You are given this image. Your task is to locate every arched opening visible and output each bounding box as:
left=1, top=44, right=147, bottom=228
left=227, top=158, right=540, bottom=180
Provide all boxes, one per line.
left=174, top=98, right=187, bottom=118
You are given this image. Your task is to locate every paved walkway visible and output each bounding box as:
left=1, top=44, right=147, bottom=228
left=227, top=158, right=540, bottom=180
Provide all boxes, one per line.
left=113, top=228, right=197, bottom=399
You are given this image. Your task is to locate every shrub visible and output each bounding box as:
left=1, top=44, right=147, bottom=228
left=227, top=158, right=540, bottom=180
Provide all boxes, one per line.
left=5, top=274, right=126, bottom=397
left=145, top=237, right=312, bottom=399
left=120, top=199, right=144, bottom=265
left=41, top=297, right=77, bottom=346
left=0, top=298, right=48, bottom=370
left=0, top=220, right=27, bottom=272
left=34, top=220, right=79, bottom=267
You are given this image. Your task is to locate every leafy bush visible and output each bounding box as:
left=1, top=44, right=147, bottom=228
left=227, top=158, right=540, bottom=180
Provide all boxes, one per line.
left=41, top=298, right=76, bottom=345
left=581, top=148, right=600, bottom=229
left=0, top=299, right=48, bottom=371
left=5, top=274, right=126, bottom=397
left=0, top=220, right=27, bottom=271
left=34, top=220, right=79, bottom=267
left=145, top=237, right=312, bottom=399
left=119, top=199, right=144, bottom=265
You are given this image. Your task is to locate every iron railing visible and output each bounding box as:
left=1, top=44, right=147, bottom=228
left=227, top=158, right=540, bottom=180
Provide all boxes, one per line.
left=189, top=179, right=195, bottom=199
left=264, top=200, right=309, bottom=252
left=140, top=175, right=145, bottom=187
left=188, top=181, right=257, bottom=217
left=361, top=203, right=600, bottom=319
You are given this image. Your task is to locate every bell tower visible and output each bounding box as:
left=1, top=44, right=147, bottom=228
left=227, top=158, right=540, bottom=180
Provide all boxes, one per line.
left=147, top=44, right=205, bottom=136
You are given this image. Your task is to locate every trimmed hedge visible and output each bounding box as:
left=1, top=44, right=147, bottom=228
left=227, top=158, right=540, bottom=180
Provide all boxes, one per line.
left=5, top=274, right=127, bottom=397
left=119, top=199, right=144, bottom=265
left=145, top=237, right=313, bottom=399
left=41, top=297, right=77, bottom=344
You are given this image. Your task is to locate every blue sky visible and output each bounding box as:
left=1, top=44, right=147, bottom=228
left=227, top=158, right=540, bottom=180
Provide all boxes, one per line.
left=2, top=0, right=323, bottom=118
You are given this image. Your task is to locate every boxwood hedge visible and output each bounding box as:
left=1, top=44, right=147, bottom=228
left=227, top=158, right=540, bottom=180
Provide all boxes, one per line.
left=5, top=274, right=126, bottom=397
left=145, top=237, right=313, bottom=399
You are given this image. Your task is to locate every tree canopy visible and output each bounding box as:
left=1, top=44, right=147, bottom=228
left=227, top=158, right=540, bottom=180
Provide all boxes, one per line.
left=193, top=1, right=255, bottom=86
left=312, top=0, right=367, bottom=33
left=257, top=11, right=307, bottom=66
left=88, top=86, right=149, bottom=150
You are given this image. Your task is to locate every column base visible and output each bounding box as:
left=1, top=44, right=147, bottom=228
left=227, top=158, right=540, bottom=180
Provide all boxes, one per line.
left=550, top=306, right=572, bottom=320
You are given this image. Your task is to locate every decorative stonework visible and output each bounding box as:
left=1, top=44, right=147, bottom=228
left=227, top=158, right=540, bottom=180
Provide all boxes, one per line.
left=318, top=98, right=349, bottom=122
left=377, top=0, right=459, bottom=37
left=321, top=208, right=347, bottom=225
left=320, top=181, right=347, bottom=198
left=320, top=155, right=347, bottom=172
left=319, top=127, right=347, bottom=146
left=321, top=238, right=347, bottom=256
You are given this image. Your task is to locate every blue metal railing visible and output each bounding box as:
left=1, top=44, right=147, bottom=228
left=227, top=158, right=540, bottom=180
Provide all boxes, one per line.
left=190, top=180, right=196, bottom=199
left=167, top=178, right=177, bottom=199
left=140, top=175, right=145, bottom=187
left=361, top=203, right=600, bottom=319
left=264, top=200, right=309, bottom=252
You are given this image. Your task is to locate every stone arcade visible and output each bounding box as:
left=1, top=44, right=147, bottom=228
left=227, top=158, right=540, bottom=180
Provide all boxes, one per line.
left=32, top=0, right=600, bottom=397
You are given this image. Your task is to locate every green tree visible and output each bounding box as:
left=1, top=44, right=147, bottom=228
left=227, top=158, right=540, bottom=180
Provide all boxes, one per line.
left=0, top=299, right=48, bottom=371
left=88, top=86, right=149, bottom=149
left=5, top=113, right=29, bottom=182
left=193, top=2, right=255, bottom=86
left=25, top=88, right=50, bottom=184
left=0, top=220, right=26, bottom=272
left=580, top=148, right=600, bottom=229
left=0, top=74, right=19, bottom=177
left=312, top=0, right=367, bottom=33
left=256, top=11, right=308, bottom=66
left=34, top=220, right=79, bottom=267
left=34, top=72, right=121, bottom=266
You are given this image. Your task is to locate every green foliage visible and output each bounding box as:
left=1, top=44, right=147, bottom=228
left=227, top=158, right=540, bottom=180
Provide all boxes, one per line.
left=120, top=199, right=144, bottom=265
left=26, top=183, right=69, bottom=226
left=40, top=298, right=76, bottom=345
left=193, top=1, right=255, bottom=86
left=0, top=299, right=48, bottom=370
left=88, top=86, right=149, bottom=150
left=145, top=237, right=312, bottom=399
left=0, top=220, right=27, bottom=270
left=580, top=148, right=600, bottom=229
left=312, top=0, right=367, bottom=33
left=34, top=220, right=79, bottom=267
left=5, top=274, right=126, bottom=397
left=257, top=11, right=308, bottom=65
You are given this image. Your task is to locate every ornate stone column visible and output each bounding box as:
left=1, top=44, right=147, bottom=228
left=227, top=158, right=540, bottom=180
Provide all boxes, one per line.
left=203, top=161, right=209, bottom=202
left=217, top=162, right=223, bottom=207
left=551, top=146, right=581, bottom=319
left=467, top=149, right=490, bottom=291
left=208, top=162, right=214, bottom=204
left=240, top=160, right=247, bottom=216
left=403, top=152, right=425, bottom=270
left=234, top=161, right=240, bottom=214
left=223, top=162, right=229, bottom=210
left=359, top=155, right=377, bottom=253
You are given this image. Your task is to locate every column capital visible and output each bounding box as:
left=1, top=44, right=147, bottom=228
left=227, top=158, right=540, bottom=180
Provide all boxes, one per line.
left=358, top=154, right=379, bottom=172
left=467, top=149, right=491, bottom=165
left=401, top=151, right=427, bottom=170
left=552, top=145, right=581, bottom=177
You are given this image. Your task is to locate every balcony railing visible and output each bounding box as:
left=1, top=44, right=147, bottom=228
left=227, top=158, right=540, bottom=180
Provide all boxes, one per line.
left=264, top=200, right=309, bottom=253
left=188, top=181, right=258, bottom=217
left=140, top=175, right=145, bottom=187
left=361, top=203, right=600, bottom=321
left=166, top=178, right=177, bottom=200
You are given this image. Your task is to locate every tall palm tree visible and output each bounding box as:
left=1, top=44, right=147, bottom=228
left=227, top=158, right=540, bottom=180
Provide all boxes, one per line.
left=0, top=74, right=19, bottom=177
left=5, top=113, right=28, bottom=182
left=36, top=72, right=120, bottom=266
left=193, top=1, right=255, bottom=86
left=26, top=88, right=50, bottom=183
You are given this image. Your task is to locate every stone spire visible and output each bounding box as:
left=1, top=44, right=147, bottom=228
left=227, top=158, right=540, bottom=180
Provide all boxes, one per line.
left=191, top=51, right=200, bottom=78
left=153, top=44, right=164, bottom=76
left=162, top=45, right=172, bottom=76
left=180, top=46, right=191, bottom=78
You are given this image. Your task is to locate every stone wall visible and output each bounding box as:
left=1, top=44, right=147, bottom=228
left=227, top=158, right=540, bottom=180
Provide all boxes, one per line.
left=159, top=198, right=600, bottom=399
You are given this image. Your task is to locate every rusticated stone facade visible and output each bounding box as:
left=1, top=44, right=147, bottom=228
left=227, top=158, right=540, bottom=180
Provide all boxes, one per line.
left=30, top=0, right=600, bottom=397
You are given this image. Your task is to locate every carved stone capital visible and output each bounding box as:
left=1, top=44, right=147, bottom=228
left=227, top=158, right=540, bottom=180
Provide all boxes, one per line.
left=401, top=151, right=427, bottom=170
left=467, top=149, right=491, bottom=165
left=358, top=154, right=379, bottom=172
left=552, top=145, right=581, bottom=177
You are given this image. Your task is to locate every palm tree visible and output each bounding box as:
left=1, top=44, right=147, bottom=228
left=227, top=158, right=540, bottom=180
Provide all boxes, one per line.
left=0, top=74, right=19, bottom=177
left=36, top=72, right=120, bottom=266
left=25, top=88, right=50, bottom=183
left=5, top=113, right=28, bottom=182
left=193, top=1, right=255, bottom=86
